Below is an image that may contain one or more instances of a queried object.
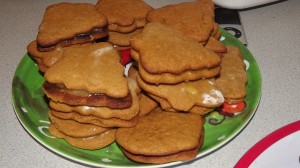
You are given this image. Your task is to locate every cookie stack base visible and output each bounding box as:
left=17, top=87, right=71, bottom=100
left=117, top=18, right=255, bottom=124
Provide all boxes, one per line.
left=120, top=131, right=204, bottom=164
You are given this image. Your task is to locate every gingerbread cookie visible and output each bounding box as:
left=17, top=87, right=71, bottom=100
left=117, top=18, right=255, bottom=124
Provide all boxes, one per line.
left=48, top=77, right=140, bottom=120
left=130, top=22, right=221, bottom=87
left=43, top=82, right=132, bottom=108
left=146, top=0, right=214, bottom=43
left=137, top=61, right=220, bottom=84
left=49, top=113, right=109, bottom=138
left=49, top=124, right=115, bottom=150
left=96, top=0, right=152, bottom=33
left=50, top=109, right=139, bottom=128
left=137, top=74, right=224, bottom=111
left=37, top=3, right=108, bottom=51
left=131, top=22, right=220, bottom=75
left=44, top=43, right=128, bottom=97
left=116, top=107, right=204, bottom=163
left=215, top=46, right=248, bottom=103
left=121, top=132, right=203, bottom=164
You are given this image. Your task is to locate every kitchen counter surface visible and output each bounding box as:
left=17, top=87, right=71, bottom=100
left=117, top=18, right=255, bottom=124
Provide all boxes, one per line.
left=1, top=0, right=299, bottom=167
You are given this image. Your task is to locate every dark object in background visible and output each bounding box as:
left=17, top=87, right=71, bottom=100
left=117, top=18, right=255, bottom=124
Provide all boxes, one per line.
left=215, top=8, right=247, bottom=46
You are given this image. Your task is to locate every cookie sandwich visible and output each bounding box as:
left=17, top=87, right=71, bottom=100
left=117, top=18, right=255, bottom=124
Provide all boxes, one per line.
left=96, top=0, right=153, bottom=50
left=27, top=2, right=109, bottom=72
left=116, top=107, right=205, bottom=164
left=43, top=42, right=140, bottom=149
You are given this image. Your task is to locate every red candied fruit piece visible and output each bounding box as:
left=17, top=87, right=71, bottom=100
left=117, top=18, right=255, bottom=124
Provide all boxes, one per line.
left=121, top=49, right=132, bottom=65
left=220, top=101, right=246, bottom=116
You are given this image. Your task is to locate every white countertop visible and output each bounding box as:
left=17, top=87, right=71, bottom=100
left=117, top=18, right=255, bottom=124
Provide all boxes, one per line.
left=1, top=0, right=299, bottom=167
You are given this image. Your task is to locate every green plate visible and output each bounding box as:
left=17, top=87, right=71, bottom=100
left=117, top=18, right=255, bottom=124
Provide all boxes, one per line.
left=12, top=29, right=261, bottom=167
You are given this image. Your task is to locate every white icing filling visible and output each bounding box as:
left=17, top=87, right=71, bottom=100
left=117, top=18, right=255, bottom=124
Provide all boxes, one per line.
left=202, top=89, right=224, bottom=105
left=82, top=106, right=91, bottom=110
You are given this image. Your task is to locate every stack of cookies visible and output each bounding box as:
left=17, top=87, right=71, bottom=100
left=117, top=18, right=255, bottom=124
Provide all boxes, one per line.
left=116, top=107, right=205, bottom=163
left=115, top=22, right=224, bottom=162
left=130, top=22, right=225, bottom=115
left=27, top=2, right=109, bottom=72
left=215, top=46, right=248, bottom=104
left=43, top=42, right=140, bottom=150
left=146, top=0, right=247, bottom=107
left=95, top=0, right=153, bottom=51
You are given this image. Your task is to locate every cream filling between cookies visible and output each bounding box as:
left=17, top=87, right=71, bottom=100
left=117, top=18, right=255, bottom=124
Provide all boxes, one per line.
left=201, top=89, right=224, bottom=105
left=55, top=83, right=131, bottom=100
left=38, top=27, right=108, bottom=52
left=56, top=84, right=95, bottom=97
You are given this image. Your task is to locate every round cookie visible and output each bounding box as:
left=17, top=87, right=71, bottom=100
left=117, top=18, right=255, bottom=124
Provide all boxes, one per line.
left=116, top=108, right=204, bottom=156
left=120, top=131, right=204, bottom=164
